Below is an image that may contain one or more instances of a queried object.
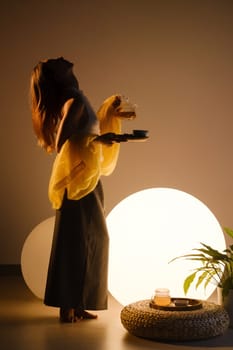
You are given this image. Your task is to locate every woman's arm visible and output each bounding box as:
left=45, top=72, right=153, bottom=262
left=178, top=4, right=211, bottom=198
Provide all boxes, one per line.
left=56, top=97, right=92, bottom=152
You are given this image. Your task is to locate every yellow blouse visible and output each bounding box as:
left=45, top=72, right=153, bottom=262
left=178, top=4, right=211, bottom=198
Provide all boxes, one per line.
left=48, top=95, right=122, bottom=209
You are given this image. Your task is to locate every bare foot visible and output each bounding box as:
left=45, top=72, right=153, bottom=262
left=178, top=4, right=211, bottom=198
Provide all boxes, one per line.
left=75, top=309, right=98, bottom=320
left=59, top=308, right=77, bottom=323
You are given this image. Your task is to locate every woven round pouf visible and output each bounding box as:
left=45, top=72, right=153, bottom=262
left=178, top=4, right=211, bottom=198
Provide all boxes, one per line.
left=120, top=300, right=229, bottom=341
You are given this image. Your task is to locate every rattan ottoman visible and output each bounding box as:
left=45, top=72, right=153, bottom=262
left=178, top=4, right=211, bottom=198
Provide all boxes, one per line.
left=120, top=299, right=229, bottom=341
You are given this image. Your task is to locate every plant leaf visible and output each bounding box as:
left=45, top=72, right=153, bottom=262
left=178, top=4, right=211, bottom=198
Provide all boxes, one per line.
left=196, top=271, right=209, bottom=290
left=204, top=273, right=216, bottom=289
left=224, top=227, right=233, bottom=239
left=183, top=272, right=197, bottom=295
left=198, top=243, right=227, bottom=259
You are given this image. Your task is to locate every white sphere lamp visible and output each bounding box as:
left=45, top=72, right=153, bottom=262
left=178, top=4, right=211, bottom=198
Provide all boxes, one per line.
left=106, top=188, right=226, bottom=305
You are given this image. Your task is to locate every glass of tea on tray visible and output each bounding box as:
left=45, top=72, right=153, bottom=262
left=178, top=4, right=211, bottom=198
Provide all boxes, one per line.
left=154, top=288, right=171, bottom=306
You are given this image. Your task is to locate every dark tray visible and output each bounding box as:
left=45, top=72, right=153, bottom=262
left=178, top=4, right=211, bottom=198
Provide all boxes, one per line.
left=149, top=298, right=203, bottom=311
left=121, top=133, right=148, bottom=142
left=95, top=131, right=148, bottom=143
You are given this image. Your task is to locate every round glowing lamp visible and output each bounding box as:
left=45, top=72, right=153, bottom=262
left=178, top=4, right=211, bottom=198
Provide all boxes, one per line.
left=21, top=188, right=226, bottom=304
left=106, top=188, right=226, bottom=305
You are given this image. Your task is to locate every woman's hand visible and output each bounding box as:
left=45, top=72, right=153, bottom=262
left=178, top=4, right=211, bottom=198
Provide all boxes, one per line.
left=95, top=132, right=128, bottom=145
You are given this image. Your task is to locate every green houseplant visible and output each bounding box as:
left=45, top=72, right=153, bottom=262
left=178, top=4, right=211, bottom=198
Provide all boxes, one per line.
left=170, top=227, right=233, bottom=299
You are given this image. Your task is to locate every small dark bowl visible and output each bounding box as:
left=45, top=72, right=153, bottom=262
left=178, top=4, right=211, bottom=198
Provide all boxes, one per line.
left=133, top=129, right=148, bottom=137
left=174, top=299, right=189, bottom=307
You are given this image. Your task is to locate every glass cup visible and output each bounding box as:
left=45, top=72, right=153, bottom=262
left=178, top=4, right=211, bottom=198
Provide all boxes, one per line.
left=154, top=288, right=171, bottom=306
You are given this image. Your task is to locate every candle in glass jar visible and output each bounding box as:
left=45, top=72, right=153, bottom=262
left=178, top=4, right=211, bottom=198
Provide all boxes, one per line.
left=154, top=288, right=171, bottom=306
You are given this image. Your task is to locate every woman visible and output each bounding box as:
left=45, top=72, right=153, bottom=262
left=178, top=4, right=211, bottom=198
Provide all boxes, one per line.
left=30, top=57, right=136, bottom=322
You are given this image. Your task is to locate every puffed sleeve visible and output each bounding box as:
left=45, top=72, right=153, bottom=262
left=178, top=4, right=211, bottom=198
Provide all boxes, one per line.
left=97, top=95, right=122, bottom=176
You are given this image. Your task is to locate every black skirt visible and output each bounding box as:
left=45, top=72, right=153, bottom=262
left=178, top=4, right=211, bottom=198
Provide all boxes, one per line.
left=44, top=181, right=109, bottom=309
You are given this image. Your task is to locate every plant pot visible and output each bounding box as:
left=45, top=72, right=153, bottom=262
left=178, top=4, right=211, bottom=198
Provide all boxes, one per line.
left=217, top=287, right=233, bottom=328
left=223, top=289, right=233, bottom=328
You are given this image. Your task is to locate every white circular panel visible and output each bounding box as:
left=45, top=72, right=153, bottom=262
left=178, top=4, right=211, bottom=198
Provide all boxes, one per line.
left=107, top=188, right=226, bottom=305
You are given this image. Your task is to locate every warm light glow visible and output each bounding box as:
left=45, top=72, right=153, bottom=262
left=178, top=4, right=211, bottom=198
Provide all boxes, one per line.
left=107, top=188, right=226, bottom=305
left=21, top=188, right=226, bottom=305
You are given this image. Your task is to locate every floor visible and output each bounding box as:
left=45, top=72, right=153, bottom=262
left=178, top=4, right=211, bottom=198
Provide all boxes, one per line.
left=0, top=275, right=233, bottom=350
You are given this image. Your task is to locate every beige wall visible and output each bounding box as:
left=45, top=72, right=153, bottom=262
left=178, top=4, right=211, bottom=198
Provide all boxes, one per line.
left=1, top=0, right=233, bottom=263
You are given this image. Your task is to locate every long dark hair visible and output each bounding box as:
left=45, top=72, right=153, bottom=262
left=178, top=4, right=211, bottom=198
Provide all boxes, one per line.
left=30, top=57, right=77, bottom=153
